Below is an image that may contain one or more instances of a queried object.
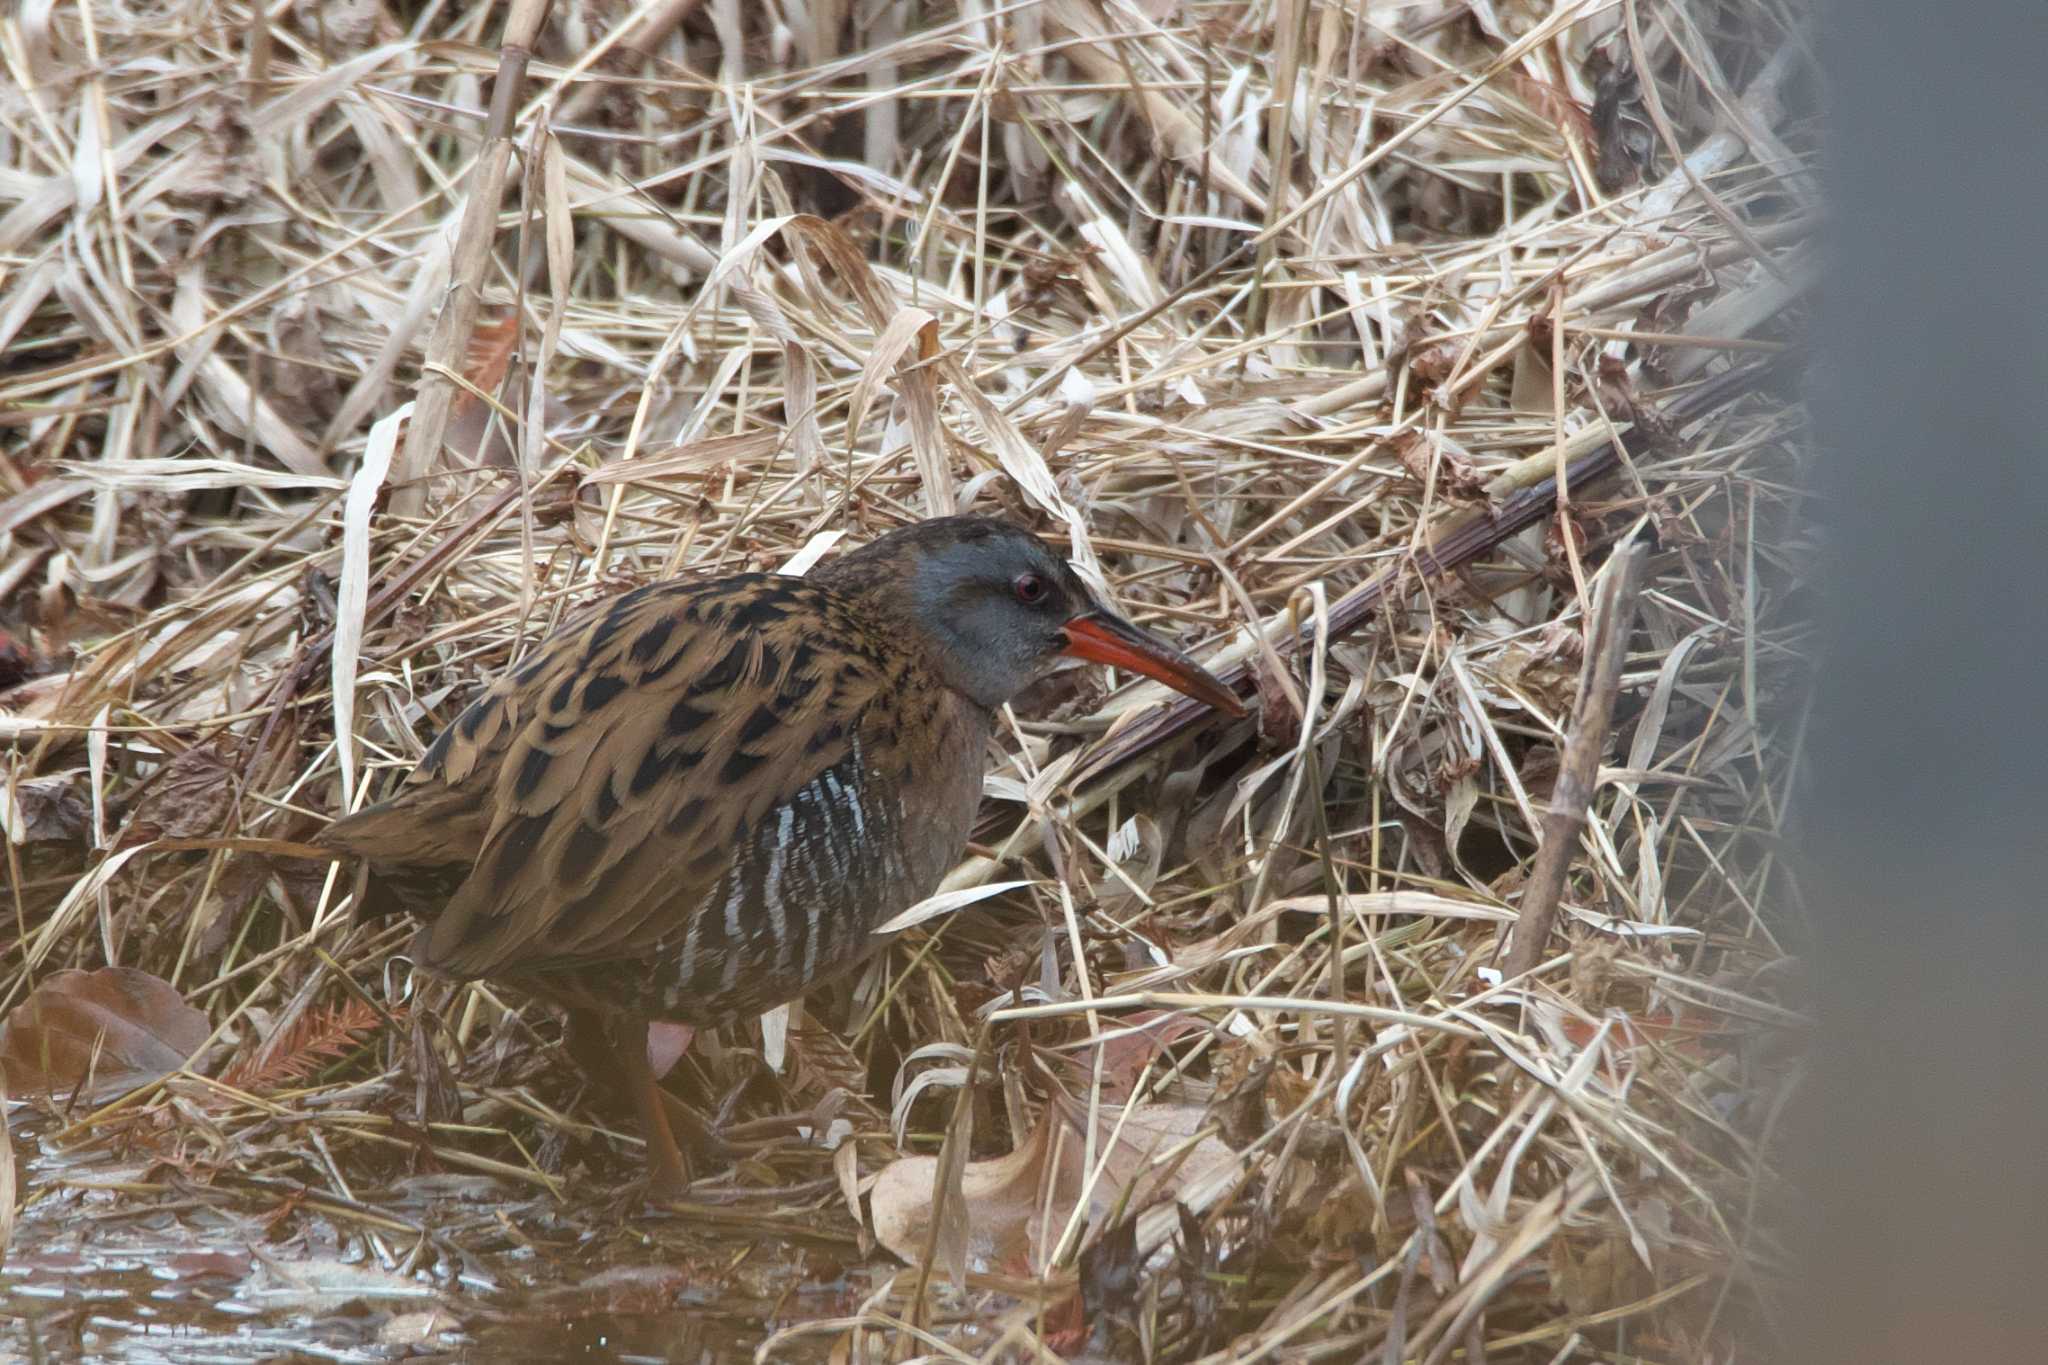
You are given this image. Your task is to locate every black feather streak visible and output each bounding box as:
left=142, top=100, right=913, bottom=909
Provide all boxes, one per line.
left=514, top=746, right=552, bottom=801
left=639, top=647, right=686, bottom=684
left=559, top=822, right=607, bottom=886
left=730, top=594, right=790, bottom=629
left=694, top=639, right=751, bottom=693
left=720, top=748, right=765, bottom=784
left=589, top=604, right=634, bottom=651
left=420, top=724, right=456, bottom=771
left=629, top=617, right=675, bottom=664
left=491, top=813, right=549, bottom=887
left=739, top=703, right=780, bottom=745
left=666, top=797, right=707, bottom=835
left=631, top=747, right=675, bottom=797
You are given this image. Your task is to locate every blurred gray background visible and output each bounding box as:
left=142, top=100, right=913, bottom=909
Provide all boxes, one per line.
left=1800, top=1, right=2048, bottom=1358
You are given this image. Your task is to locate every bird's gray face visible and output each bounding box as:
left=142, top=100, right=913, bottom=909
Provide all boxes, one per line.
left=911, top=528, right=1244, bottom=716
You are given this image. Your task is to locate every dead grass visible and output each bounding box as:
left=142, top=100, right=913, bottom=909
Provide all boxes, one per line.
left=0, top=0, right=1812, bottom=1359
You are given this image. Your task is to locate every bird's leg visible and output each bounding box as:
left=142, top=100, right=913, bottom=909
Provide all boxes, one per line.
left=645, top=1021, right=744, bottom=1166
left=562, top=1007, right=614, bottom=1087
left=567, top=1008, right=691, bottom=1197
left=570, top=1010, right=729, bottom=1186
left=613, top=1011, right=691, bottom=1198
left=657, top=1085, right=736, bottom=1165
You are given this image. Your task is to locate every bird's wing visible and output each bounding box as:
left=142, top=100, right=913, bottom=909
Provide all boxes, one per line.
left=321, top=574, right=901, bottom=977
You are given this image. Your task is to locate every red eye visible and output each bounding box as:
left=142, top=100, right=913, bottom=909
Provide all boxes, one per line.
left=1013, top=572, right=1049, bottom=605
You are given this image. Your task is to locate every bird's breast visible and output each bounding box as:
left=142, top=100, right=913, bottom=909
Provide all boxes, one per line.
left=645, top=688, right=991, bottom=1020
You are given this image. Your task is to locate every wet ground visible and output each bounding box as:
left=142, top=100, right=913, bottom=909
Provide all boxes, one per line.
left=2, top=1121, right=885, bottom=1363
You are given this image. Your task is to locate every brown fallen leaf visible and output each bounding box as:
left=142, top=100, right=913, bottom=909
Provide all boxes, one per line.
left=0, top=768, right=92, bottom=846
left=1057, top=1008, right=1211, bottom=1103
left=873, top=1098, right=1071, bottom=1278
left=1079, top=1212, right=1142, bottom=1348
left=870, top=1095, right=1240, bottom=1278
left=0, top=967, right=210, bottom=1099
left=116, top=738, right=243, bottom=845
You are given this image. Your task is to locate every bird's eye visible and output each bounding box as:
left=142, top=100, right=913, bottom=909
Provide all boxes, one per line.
left=1013, top=572, right=1050, bottom=605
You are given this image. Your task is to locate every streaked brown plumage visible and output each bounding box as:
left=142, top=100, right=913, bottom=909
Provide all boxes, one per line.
left=318, top=516, right=1242, bottom=1193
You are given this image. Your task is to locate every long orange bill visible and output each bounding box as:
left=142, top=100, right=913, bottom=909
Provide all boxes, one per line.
left=1061, top=611, right=1246, bottom=716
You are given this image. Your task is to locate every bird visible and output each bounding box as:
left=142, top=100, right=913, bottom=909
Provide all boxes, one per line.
left=316, top=516, right=1244, bottom=1195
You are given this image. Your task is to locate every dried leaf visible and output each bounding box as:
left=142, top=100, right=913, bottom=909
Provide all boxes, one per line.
left=888, top=313, right=953, bottom=514
left=581, top=431, right=783, bottom=489
left=760, top=1002, right=789, bottom=1072
left=1502, top=71, right=1595, bottom=144
left=410, top=1010, right=462, bottom=1125
left=870, top=1096, right=1239, bottom=1277
left=117, top=740, right=241, bottom=844
left=835, top=1138, right=866, bottom=1241
left=1592, top=56, right=1655, bottom=191
left=56, top=458, right=343, bottom=494
left=646, top=1022, right=696, bottom=1080
left=0, top=967, right=209, bottom=1099
left=1079, top=1213, right=1142, bottom=1347
left=0, top=769, right=91, bottom=846
left=1393, top=430, right=1485, bottom=500
left=1066, top=1008, right=1209, bottom=1103
left=226, top=1255, right=437, bottom=1314
left=871, top=1096, right=1061, bottom=1278
left=168, top=267, right=325, bottom=475
left=444, top=309, right=523, bottom=470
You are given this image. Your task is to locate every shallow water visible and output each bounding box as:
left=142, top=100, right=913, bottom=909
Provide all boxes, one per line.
left=2, top=1124, right=879, bottom=1363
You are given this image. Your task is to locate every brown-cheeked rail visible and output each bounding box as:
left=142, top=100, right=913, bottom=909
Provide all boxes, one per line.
left=317, top=516, right=1244, bottom=1196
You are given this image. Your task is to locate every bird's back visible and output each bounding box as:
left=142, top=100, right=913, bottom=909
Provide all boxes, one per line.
left=319, top=571, right=990, bottom=1021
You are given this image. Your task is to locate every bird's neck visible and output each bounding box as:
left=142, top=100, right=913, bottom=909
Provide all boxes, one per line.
left=815, top=555, right=1010, bottom=711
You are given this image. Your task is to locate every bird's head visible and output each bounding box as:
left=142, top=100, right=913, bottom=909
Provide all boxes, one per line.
left=819, top=516, right=1245, bottom=716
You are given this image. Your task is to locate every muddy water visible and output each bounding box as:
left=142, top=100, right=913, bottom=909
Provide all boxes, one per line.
left=2, top=1124, right=880, bottom=1362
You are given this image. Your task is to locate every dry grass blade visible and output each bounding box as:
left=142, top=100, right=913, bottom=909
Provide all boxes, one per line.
left=333, top=403, right=409, bottom=805
left=0, top=1060, right=12, bottom=1264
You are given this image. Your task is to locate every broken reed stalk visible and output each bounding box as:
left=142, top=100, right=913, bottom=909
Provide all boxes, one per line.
left=390, top=0, right=554, bottom=518
left=1501, top=538, right=1650, bottom=981
left=1067, top=359, right=1778, bottom=792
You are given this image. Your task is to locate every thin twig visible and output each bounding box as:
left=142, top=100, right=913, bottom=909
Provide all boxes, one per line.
left=1502, top=538, right=1650, bottom=980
